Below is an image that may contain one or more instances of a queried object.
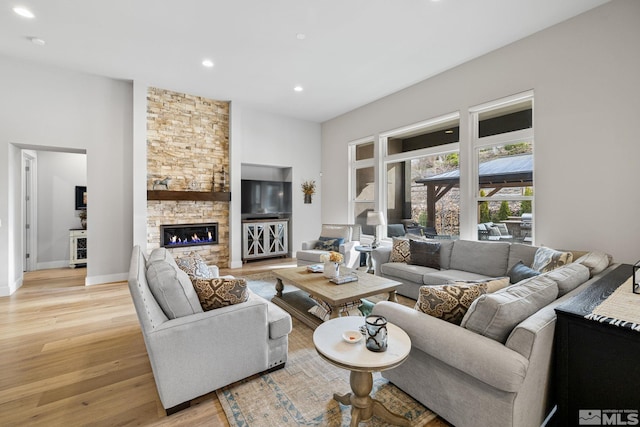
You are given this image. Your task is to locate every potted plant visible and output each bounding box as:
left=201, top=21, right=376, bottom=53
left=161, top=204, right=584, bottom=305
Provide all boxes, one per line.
left=301, top=180, right=316, bottom=204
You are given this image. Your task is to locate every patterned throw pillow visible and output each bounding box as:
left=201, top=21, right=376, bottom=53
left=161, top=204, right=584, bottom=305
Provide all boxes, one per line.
left=389, top=238, right=411, bottom=263
left=192, top=278, right=249, bottom=311
left=415, top=283, right=488, bottom=325
left=448, top=276, right=510, bottom=293
left=314, top=236, right=345, bottom=251
left=408, top=239, right=441, bottom=269
left=531, top=247, right=573, bottom=273
left=176, top=251, right=214, bottom=279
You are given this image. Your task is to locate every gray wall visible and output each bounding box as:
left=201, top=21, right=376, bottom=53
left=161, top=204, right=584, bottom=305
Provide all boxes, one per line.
left=36, top=151, right=87, bottom=268
left=321, top=0, right=640, bottom=263
left=0, top=55, right=133, bottom=294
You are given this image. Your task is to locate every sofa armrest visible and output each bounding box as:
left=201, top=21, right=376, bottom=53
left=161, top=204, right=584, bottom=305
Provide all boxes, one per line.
left=371, top=246, right=392, bottom=275
left=301, top=239, right=320, bottom=250
left=373, top=301, right=529, bottom=392
left=341, top=240, right=360, bottom=269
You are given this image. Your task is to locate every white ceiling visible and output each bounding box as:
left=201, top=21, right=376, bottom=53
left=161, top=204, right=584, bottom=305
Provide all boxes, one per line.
left=0, top=0, right=609, bottom=123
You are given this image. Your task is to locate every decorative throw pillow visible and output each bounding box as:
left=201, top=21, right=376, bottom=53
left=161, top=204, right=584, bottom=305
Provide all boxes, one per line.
left=448, top=276, right=510, bottom=293
left=176, top=251, right=214, bottom=279
left=508, top=261, right=540, bottom=284
left=574, top=251, right=612, bottom=277
left=461, top=275, right=558, bottom=343
left=192, top=278, right=249, bottom=311
left=307, top=295, right=361, bottom=321
left=408, top=239, right=441, bottom=269
left=531, top=247, right=573, bottom=273
left=314, top=236, right=345, bottom=252
left=414, top=283, right=488, bottom=325
left=146, top=260, right=203, bottom=319
left=389, top=238, right=411, bottom=263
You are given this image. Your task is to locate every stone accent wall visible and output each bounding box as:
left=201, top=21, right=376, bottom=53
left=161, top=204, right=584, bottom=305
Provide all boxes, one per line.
left=147, top=87, right=230, bottom=266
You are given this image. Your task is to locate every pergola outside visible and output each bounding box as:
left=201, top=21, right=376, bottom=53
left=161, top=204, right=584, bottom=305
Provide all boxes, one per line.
left=415, top=154, right=533, bottom=229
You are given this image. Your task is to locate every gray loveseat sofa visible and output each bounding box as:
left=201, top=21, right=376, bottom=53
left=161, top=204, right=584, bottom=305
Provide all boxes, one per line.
left=371, top=240, right=614, bottom=426
left=128, top=246, right=292, bottom=413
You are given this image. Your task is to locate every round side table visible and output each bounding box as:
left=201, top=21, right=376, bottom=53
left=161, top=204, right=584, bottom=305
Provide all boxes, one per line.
left=313, top=316, right=412, bottom=426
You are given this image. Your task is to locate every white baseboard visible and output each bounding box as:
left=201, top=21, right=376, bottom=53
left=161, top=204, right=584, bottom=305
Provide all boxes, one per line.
left=37, top=260, right=70, bottom=270
left=85, top=272, right=128, bottom=286
left=0, top=276, right=22, bottom=297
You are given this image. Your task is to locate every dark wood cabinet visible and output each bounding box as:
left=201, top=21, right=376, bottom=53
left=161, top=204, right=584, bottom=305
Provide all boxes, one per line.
left=554, top=264, right=640, bottom=427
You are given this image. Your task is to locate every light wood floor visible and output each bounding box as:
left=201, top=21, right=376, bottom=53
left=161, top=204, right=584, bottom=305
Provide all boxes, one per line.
left=0, top=259, right=450, bottom=427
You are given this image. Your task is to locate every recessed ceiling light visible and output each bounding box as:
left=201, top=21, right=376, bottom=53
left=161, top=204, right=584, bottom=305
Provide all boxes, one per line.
left=202, top=59, right=214, bottom=68
left=294, top=86, right=303, bottom=92
left=13, top=7, right=35, bottom=18
left=296, top=33, right=306, bottom=40
left=29, top=37, right=45, bottom=46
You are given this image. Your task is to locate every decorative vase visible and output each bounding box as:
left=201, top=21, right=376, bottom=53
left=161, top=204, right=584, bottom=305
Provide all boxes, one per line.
left=304, top=194, right=312, bottom=204
left=81, top=218, right=87, bottom=229
left=323, top=261, right=340, bottom=279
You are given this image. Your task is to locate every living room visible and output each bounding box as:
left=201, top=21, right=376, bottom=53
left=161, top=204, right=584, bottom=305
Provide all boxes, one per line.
left=1, top=1, right=639, bottom=425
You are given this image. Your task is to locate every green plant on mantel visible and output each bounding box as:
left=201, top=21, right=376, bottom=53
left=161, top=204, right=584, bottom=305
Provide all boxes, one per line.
left=301, top=180, right=316, bottom=196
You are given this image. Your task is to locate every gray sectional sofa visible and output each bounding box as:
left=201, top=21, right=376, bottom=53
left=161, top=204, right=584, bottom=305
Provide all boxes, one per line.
left=372, top=239, right=541, bottom=300
left=370, top=239, right=614, bottom=427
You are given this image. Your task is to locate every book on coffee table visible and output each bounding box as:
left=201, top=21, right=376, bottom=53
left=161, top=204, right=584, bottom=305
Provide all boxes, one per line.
left=306, top=264, right=324, bottom=273
left=329, top=274, right=359, bottom=285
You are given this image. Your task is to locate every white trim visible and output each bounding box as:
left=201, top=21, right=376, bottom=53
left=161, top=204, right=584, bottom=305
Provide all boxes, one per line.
left=378, top=111, right=460, bottom=139
left=468, top=90, right=534, bottom=113
left=85, top=272, right=128, bottom=286
left=37, top=260, right=71, bottom=270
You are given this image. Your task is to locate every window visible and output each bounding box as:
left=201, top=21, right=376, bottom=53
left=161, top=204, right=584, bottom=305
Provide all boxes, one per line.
left=382, top=114, right=460, bottom=239
left=350, top=138, right=376, bottom=234
left=472, top=93, right=534, bottom=244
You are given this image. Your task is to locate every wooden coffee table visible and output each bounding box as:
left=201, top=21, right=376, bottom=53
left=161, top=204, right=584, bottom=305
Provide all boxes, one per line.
left=272, top=266, right=402, bottom=329
left=313, top=316, right=412, bottom=426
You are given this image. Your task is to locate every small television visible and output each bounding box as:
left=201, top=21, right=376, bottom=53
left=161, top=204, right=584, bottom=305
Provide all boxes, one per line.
left=241, top=180, right=291, bottom=216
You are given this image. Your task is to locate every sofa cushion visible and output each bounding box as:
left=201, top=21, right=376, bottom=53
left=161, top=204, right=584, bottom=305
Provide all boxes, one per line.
left=192, top=278, right=249, bottom=311
left=296, top=249, right=329, bottom=263
left=543, top=262, right=590, bottom=297
left=314, top=236, right=344, bottom=251
left=508, top=261, right=540, bottom=284
left=146, top=260, right=204, bottom=319
left=389, top=238, right=411, bottom=263
left=531, top=247, right=573, bottom=272
left=437, top=239, right=455, bottom=270
left=461, top=275, right=558, bottom=343
left=422, top=270, right=495, bottom=286
left=449, top=240, right=510, bottom=277
left=408, top=240, right=441, bottom=269
left=175, top=251, right=214, bottom=279
left=320, top=224, right=352, bottom=241
left=574, top=251, right=612, bottom=277
left=507, top=243, right=539, bottom=272
left=415, top=283, right=488, bottom=325
left=381, top=262, right=439, bottom=283
left=448, top=276, right=510, bottom=293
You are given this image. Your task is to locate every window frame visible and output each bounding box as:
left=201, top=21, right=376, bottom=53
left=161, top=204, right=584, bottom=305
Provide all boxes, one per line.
left=470, top=91, right=534, bottom=241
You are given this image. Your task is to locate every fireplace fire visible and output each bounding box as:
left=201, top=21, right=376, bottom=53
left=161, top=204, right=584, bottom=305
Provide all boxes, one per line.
left=160, top=223, right=219, bottom=248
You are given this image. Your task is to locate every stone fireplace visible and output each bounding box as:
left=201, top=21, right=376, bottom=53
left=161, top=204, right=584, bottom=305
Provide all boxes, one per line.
left=146, top=87, right=230, bottom=266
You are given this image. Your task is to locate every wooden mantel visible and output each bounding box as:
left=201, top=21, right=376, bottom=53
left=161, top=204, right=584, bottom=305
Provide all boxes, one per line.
left=147, top=190, right=231, bottom=202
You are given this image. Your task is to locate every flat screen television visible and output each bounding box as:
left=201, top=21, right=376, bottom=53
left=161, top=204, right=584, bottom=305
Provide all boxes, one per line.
left=241, top=180, right=291, bottom=215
